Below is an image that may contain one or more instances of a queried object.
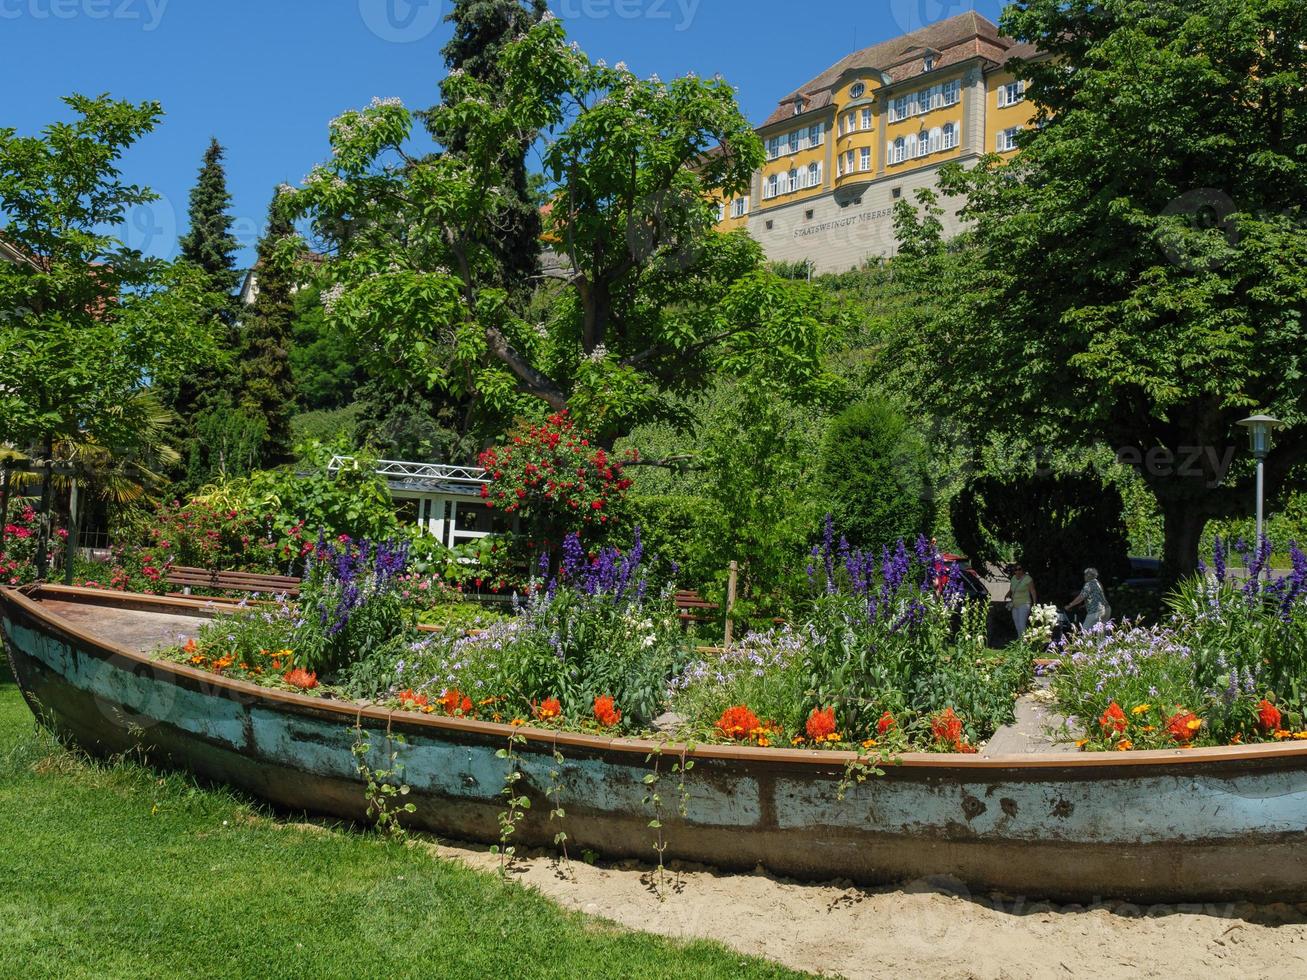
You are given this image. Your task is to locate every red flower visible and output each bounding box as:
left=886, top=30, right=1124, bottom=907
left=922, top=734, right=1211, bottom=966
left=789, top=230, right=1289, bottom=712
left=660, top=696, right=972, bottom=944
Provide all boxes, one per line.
left=876, top=711, right=897, bottom=735
left=930, top=707, right=964, bottom=746
left=439, top=688, right=474, bottom=717
left=284, top=668, right=318, bottom=691
left=533, top=696, right=562, bottom=721
left=1167, top=710, right=1202, bottom=744
left=716, top=705, right=761, bottom=741
left=1099, top=702, right=1128, bottom=735
left=1257, top=699, right=1282, bottom=734
left=593, top=695, right=621, bottom=728
left=398, top=689, right=429, bottom=709
left=805, top=706, right=837, bottom=742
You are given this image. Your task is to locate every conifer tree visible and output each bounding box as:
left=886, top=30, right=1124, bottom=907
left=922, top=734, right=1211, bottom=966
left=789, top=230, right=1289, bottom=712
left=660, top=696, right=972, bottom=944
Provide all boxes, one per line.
left=428, top=0, right=547, bottom=303
left=238, top=196, right=297, bottom=465
left=179, top=138, right=240, bottom=312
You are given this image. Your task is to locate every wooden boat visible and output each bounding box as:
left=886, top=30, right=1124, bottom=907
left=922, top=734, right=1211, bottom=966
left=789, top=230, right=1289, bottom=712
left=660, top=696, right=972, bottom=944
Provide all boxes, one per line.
left=5, top=584, right=1307, bottom=902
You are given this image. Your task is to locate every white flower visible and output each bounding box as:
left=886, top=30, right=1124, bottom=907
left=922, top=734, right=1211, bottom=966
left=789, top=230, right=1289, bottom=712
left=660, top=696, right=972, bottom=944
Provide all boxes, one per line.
left=276, top=183, right=295, bottom=197
left=321, top=283, right=346, bottom=314
left=541, top=9, right=557, bottom=22
left=370, top=96, right=403, bottom=109
left=587, top=344, right=609, bottom=363
left=615, top=61, right=628, bottom=72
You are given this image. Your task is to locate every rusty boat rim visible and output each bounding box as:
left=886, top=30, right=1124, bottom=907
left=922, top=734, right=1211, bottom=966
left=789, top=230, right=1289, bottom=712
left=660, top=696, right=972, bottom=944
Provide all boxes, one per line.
left=8, top=584, right=1307, bottom=771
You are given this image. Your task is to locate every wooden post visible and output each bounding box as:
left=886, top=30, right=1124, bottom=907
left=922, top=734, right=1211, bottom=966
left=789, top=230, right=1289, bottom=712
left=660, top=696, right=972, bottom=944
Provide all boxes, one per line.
left=64, top=477, right=80, bottom=586
left=0, top=465, right=10, bottom=554
left=34, top=445, right=54, bottom=581
left=723, top=560, right=739, bottom=650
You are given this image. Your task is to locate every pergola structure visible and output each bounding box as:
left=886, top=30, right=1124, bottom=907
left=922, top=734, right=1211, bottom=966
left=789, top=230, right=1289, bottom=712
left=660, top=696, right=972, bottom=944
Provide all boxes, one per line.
left=326, top=456, right=511, bottom=549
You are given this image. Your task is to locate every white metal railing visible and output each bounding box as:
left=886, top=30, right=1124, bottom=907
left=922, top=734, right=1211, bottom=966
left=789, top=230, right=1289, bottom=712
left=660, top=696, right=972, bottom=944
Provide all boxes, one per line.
left=328, top=456, right=489, bottom=490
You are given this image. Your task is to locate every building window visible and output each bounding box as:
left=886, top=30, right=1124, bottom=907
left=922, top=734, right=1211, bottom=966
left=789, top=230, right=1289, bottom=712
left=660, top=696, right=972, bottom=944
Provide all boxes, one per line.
left=860, top=147, right=872, bottom=171
left=788, top=130, right=800, bottom=153
left=890, top=136, right=906, bottom=165
left=850, top=81, right=866, bottom=99
left=731, top=196, right=749, bottom=218
left=807, top=161, right=820, bottom=187
left=793, top=97, right=804, bottom=116
left=861, top=108, right=873, bottom=130
left=808, top=123, right=823, bottom=146
left=766, top=136, right=781, bottom=160
left=941, top=121, right=958, bottom=150
left=943, top=79, right=960, bottom=106
left=923, top=55, right=935, bottom=72
left=997, top=80, right=1026, bottom=108
left=997, top=126, right=1022, bottom=152
left=715, top=201, right=726, bottom=221
left=788, top=168, right=799, bottom=193
left=764, top=173, right=780, bottom=199
left=805, top=209, right=814, bottom=220
left=892, top=186, right=902, bottom=199
left=765, top=220, right=774, bottom=230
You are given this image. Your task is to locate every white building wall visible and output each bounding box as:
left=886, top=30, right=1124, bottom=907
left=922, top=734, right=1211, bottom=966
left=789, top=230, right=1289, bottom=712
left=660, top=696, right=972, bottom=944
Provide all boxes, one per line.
left=747, top=155, right=978, bottom=273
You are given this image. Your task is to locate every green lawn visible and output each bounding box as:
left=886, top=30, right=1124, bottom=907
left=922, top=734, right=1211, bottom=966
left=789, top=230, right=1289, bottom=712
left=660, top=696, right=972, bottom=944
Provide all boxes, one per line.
left=0, top=668, right=802, bottom=980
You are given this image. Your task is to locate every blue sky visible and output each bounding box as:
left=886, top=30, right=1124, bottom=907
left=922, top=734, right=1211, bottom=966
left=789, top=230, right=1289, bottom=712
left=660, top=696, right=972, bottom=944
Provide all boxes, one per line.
left=3, top=0, right=1005, bottom=266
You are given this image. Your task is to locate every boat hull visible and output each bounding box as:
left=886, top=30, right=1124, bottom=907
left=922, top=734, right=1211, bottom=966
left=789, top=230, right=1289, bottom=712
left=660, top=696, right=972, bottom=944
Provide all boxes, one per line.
left=5, top=586, right=1307, bottom=902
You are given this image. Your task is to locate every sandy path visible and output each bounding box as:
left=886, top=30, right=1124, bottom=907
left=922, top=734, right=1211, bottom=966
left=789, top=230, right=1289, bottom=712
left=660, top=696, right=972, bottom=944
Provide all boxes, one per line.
left=421, top=839, right=1307, bottom=978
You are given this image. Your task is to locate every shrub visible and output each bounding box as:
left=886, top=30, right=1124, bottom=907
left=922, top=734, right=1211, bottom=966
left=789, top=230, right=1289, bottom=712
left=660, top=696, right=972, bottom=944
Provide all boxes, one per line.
left=818, top=399, right=933, bottom=552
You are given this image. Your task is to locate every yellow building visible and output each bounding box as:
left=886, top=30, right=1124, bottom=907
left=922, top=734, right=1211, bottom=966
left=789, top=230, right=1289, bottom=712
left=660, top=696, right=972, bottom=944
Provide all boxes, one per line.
left=720, top=12, right=1039, bottom=272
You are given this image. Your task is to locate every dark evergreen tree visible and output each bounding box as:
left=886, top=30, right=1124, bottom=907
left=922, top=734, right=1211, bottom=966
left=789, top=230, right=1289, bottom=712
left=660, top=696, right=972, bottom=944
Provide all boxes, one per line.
left=179, top=138, right=241, bottom=312
left=169, top=138, right=244, bottom=485
left=426, top=0, right=547, bottom=305
left=238, top=197, right=297, bottom=465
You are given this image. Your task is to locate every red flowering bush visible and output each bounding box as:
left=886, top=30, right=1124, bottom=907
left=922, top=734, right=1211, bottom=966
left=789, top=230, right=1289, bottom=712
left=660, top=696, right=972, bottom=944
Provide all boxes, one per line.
left=283, top=668, right=319, bottom=691
left=877, top=711, right=897, bottom=735
left=478, top=411, right=637, bottom=550
left=0, top=505, right=49, bottom=585
left=593, top=694, right=622, bottom=729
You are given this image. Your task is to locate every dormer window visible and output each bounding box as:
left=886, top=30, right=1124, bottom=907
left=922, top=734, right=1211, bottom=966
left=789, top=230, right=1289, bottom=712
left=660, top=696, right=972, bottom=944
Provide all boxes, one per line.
left=793, top=97, right=804, bottom=116
left=922, top=55, right=935, bottom=72
left=850, top=82, right=866, bottom=99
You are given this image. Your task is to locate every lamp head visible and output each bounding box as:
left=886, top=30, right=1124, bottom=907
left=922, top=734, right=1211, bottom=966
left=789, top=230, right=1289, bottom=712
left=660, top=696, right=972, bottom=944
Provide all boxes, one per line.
left=1238, top=415, right=1283, bottom=459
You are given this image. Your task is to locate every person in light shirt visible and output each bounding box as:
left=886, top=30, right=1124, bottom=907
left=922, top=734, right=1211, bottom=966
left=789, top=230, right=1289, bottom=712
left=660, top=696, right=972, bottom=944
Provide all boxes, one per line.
left=1005, top=563, right=1038, bottom=638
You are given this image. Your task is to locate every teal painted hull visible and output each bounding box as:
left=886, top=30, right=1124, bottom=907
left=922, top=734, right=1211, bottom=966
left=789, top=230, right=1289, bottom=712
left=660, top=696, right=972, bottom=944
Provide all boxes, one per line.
left=5, top=586, right=1307, bottom=901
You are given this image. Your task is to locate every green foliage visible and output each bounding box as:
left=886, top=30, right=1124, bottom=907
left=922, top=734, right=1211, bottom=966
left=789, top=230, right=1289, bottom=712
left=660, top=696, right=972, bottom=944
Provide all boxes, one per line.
left=185, top=406, right=267, bottom=485
left=290, top=403, right=364, bottom=450
left=900, top=0, right=1307, bottom=579
left=237, top=196, right=297, bottom=465
left=281, top=20, right=827, bottom=440
left=819, top=399, right=932, bottom=552
left=0, top=95, right=222, bottom=456
left=289, top=287, right=366, bottom=411
left=353, top=380, right=482, bottom=464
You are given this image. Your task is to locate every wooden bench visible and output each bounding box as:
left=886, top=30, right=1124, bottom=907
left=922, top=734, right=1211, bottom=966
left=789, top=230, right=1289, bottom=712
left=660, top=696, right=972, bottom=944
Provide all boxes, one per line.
left=166, top=566, right=302, bottom=600
left=674, top=589, right=718, bottom=624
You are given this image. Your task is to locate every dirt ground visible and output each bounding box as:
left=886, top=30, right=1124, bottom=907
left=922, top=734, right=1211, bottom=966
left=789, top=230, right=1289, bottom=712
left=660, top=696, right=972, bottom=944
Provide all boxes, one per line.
left=426, top=839, right=1307, bottom=979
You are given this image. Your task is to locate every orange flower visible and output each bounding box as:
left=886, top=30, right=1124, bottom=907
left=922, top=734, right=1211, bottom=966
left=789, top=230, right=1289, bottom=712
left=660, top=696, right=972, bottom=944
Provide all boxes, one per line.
left=876, top=711, right=897, bottom=735
left=1166, top=710, right=1201, bottom=744
left=283, top=668, right=318, bottom=691
left=805, top=706, right=837, bottom=742
left=439, top=688, right=474, bottom=717
left=716, top=705, right=761, bottom=741
left=212, top=655, right=234, bottom=672
left=930, top=707, right=964, bottom=746
left=182, top=638, right=198, bottom=655
left=397, top=689, right=429, bottom=709
left=1099, top=702, right=1128, bottom=736
left=593, top=695, right=621, bottom=728
left=1257, top=699, right=1282, bottom=734
left=188, top=654, right=207, bottom=666
left=1117, top=739, right=1134, bottom=752
left=534, top=696, right=562, bottom=721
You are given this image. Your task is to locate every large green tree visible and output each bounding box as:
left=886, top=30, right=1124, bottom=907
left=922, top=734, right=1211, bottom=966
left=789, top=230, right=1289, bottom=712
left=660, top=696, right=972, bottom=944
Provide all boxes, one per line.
left=286, top=18, right=829, bottom=439
left=0, top=95, right=222, bottom=564
left=901, top=0, right=1307, bottom=580
left=427, top=0, right=547, bottom=306
left=238, top=197, right=297, bottom=464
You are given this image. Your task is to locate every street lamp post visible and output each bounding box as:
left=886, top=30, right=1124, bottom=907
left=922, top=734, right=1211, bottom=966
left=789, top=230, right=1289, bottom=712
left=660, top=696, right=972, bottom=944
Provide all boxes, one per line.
left=1238, top=414, right=1283, bottom=578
